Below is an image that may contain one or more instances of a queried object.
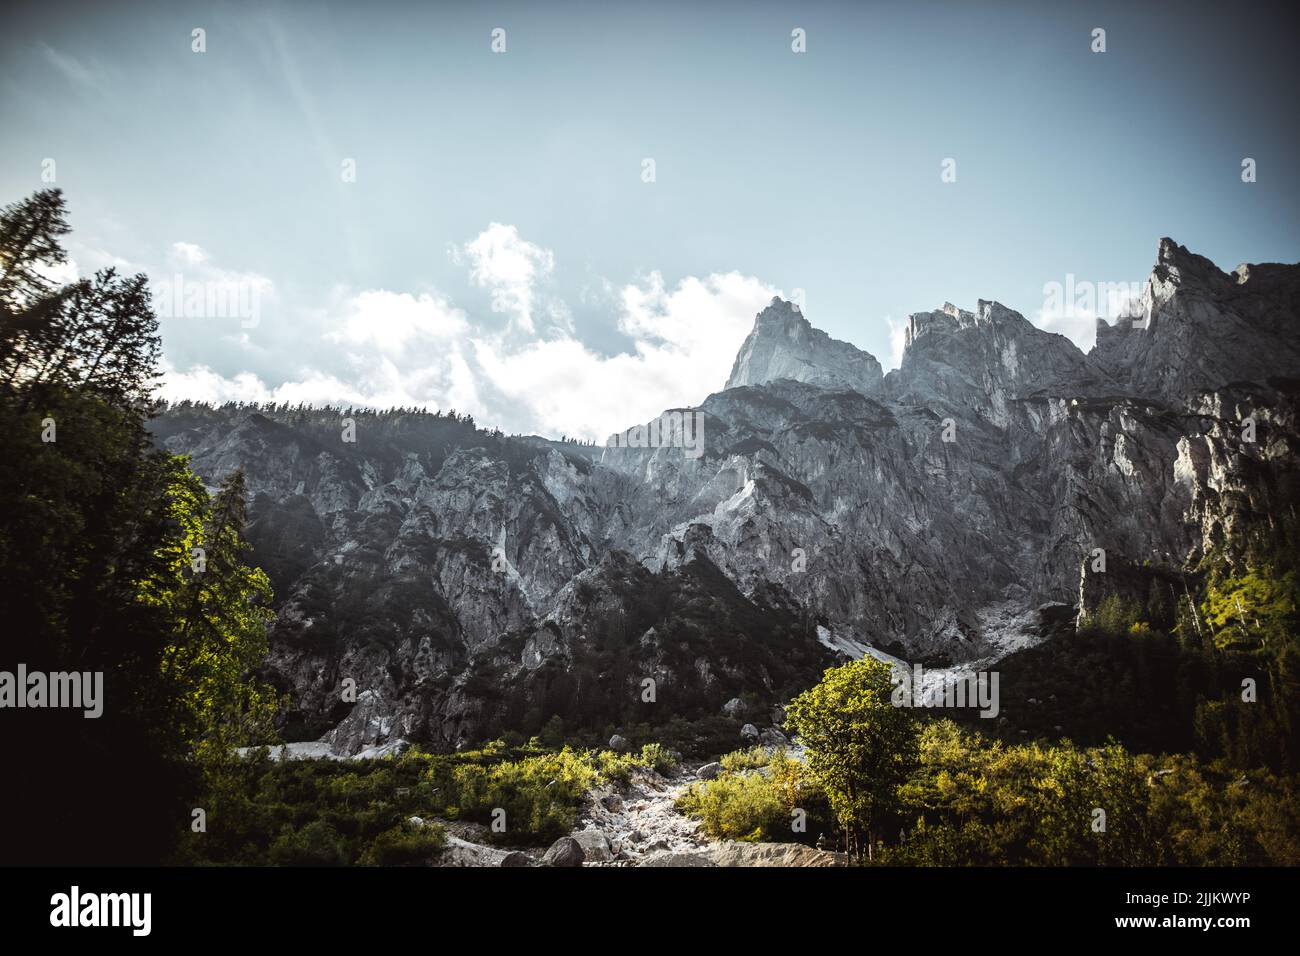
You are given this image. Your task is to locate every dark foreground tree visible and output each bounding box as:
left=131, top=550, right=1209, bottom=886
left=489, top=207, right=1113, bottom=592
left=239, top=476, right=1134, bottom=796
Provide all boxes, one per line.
left=0, top=190, right=279, bottom=864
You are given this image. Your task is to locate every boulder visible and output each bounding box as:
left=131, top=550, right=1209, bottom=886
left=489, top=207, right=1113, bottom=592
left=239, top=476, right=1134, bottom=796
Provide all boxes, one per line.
left=641, top=851, right=715, bottom=867
left=722, top=697, right=745, bottom=718
left=713, top=841, right=848, bottom=867
left=541, top=836, right=586, bottom=867
left=570, top=829, right=614, bottom=862
left=608, top=734, right=630, bottom=752
left=740, top=723, right=760, bottom=743
left=440, top=834, right=530, bottom=868
left=697, top=761, right=723, bottom=781
left=759, top=727, right=789, bottom=748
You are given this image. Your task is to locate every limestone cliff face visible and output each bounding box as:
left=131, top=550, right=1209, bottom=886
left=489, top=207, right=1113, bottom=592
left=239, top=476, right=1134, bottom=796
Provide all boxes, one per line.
left=725, top=297, right=883, bottom=395
left=153, top=239, right=1299, bottom=754
left=1091, top=238, right=1300, bottom=403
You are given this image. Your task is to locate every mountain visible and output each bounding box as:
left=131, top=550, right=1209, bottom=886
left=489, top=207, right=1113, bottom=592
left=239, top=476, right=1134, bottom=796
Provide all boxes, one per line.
left=1092, top=239, right=1300, bottom=403
left=725, top=297, right=883, bottom=393
left=152, top=239, right=1300, bottom=754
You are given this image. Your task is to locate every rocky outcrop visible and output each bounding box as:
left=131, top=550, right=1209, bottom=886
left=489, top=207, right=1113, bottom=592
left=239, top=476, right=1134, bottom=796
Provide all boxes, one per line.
left=1091, top=238, right=1300, bottom=404
left=712, top=842, right=848, bottom=867
left=887, top=299, right=1115, bottom=427
left=726, top=297, right=884, bottom=394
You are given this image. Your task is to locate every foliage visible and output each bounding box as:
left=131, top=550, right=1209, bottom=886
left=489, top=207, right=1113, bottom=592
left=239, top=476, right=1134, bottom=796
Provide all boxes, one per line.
left=0, top=189, right=281, bottom=863
left=179, top=739, right=672, bottom=863
left=676, top=770, right=785, bottom=842
left=677, top=747, right=833, bottom=844
left=359, top=821, right=447, bottom=866
left=785, top=656, right=918, bottom=857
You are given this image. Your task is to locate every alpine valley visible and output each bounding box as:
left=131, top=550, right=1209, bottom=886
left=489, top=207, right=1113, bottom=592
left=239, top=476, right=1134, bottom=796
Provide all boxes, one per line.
left=150, top=238, right=1300, bottom=758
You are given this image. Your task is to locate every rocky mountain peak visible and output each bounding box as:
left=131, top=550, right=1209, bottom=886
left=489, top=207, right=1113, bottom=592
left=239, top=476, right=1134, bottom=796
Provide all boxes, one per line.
left=1091, top=239, right=1300, bottom=402
left=725, top=297, right=884, bottom=395
left=149, top=238, right=1300, bottom=757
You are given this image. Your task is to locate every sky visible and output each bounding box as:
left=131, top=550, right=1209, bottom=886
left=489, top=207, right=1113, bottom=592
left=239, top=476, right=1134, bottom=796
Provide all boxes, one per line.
left=2, top=0, right=1297, bottom=441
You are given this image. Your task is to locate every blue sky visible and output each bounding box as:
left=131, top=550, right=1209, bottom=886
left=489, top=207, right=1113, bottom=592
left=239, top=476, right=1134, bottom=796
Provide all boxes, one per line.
left=2, top=0, right=1296, bottom=439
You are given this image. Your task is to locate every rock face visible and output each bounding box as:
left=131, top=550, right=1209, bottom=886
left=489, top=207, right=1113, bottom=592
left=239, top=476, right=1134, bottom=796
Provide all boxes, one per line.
left=1091, top=239, right=1300, bottom=404
left=726, top=297, right=883, bottom=394
left=712, top=841, right=848, bottom=867
left=152, top=239, right=1300, bottom=754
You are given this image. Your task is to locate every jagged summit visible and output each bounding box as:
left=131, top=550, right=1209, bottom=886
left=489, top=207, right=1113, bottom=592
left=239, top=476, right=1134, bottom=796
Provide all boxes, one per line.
left=724, top=297, right=884, bottom=395
left=886, top=298, right=1114, bottom=425
left=149, top=238, right=1300, bottom=756
left=1091, top=238, right=1300, bottom=401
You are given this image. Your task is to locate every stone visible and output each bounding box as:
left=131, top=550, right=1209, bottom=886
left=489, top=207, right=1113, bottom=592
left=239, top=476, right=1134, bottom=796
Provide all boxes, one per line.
left=696, top=761, right=723, bottom=781
left=712, top=841, right=848, bottom=867
left=569, top=829, right=613, bottom=863
left=740, top=723, right=760, bottom=743
left=540, top=837, right=585, bottom=867
left=608, top=734, right=630, bottom=752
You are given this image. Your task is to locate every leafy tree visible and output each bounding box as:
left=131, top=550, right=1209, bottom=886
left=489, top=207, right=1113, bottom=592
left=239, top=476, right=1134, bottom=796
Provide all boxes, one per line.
left=0, top=189, right=279, bottom=863
left=785, top=657, right=917, bottom=858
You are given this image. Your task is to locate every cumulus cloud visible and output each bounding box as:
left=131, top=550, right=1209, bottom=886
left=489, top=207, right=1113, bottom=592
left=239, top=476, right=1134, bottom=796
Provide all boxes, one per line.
left=467, top=270, right=777, bottom=439
left=453, top=222, right=556, bottom=335
left=329, top=290, right=468, bottom=353
left=160, top=224, right=780, bottom=442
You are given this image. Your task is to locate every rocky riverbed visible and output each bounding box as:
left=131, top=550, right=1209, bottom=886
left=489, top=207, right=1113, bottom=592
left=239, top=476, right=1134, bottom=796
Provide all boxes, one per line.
left=426, top=761, right=846, bottom=868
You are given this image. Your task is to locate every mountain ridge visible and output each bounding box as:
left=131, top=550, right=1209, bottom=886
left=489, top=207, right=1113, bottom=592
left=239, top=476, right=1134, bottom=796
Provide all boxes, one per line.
left=152, top=238, right=1300, bottom=754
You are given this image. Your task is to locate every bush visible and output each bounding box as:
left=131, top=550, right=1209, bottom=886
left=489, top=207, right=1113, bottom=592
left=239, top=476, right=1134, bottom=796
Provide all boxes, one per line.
left=267, top=820, right=351, bottom=866
left=677, top=747, right=832, bottom=844
left=446, top=747, right=601, bottom=844
left=360, top=821, right=445, bottom=866
left=676, top=771, right=785, bottom=842
left=639, top=742, right=678, bottom=775
left=721, top=746, right=770, bottom=773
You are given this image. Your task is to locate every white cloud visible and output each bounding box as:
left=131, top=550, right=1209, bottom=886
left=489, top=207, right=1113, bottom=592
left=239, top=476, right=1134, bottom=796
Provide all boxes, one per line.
left=33, top=257, right=80, bottom=287
left=161, top=224, right=779, bottom=442
left=41, top=44, right=98, bottom=87
left=884, top=316, right=907, bottom=370
left=171, top=242, right=208, bottom=266
left=454, top=223, right=555, bottom=334
left=1034, top=308, right=1099, bottom=353
left=330, top=290, right=468, bottom=353
left=1033, top=278, right=1144, bottom=354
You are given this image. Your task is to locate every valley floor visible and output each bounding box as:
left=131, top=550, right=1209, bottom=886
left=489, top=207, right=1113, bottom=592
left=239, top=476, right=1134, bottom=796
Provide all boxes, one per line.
left=431, top=762, right=846, bottom=867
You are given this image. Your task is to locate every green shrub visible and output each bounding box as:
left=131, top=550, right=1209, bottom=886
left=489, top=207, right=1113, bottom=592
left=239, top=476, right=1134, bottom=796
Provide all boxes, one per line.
left=721, top=746, right=771, bottom=773
left=677, top=771, right=785, bottom=841
left=360, top=821, right=445, bottom=866
left=267, top=820, right=351, bottom=866
left=638, top=742, right=678, bottom=775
